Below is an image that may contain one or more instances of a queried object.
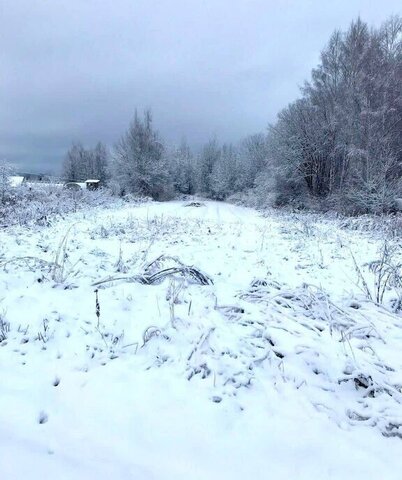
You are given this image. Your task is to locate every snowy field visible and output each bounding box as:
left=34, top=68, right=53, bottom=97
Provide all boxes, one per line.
left=1, top=200, right=401, bottom=479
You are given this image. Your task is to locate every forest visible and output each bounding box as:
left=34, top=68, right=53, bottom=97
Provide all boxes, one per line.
left=58, top=15, right=400, bottom=214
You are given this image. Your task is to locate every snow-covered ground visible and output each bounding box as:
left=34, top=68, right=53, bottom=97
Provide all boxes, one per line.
left=1, top=200, right=401, bottom=479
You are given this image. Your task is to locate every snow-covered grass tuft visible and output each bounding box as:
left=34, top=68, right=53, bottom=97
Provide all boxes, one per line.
left=351, top=241, right=402, bottom=311
left=238, top=279, right=402, bottom=438
left=0, top=312, right=10, bottom=342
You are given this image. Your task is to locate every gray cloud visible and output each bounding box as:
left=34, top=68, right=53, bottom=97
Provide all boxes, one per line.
left=1, top=0, right=400, bottom=173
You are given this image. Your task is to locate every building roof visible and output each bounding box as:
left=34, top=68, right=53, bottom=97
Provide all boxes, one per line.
left=9, top=176, right=25, bottom=187
left=85, top=179, right=100, bottom=183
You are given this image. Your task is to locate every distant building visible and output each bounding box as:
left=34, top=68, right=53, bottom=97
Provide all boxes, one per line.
left=9, top=176, right=25, bottom=187
left=64, top=182, right=85, bottom=190
left=63, top=179, right=101, bottom=190
left=19, top=173, right=52, bottom=183
left=85, top=179, right=101, bottom=190
left=8, top=173, right=65, bottom=191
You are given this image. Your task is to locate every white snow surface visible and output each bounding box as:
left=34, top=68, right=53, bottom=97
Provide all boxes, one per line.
left=0, top=200, right=401, bottom=479
left=8, top=176, right=25, bottom=188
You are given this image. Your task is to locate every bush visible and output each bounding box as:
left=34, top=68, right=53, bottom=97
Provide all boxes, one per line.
left=325, top=179, right=402, bottom=216
left=0, top=184, right=125, bottom=227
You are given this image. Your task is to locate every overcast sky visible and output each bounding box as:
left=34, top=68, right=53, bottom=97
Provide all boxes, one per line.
left=1, top=0, right=400, bottom=173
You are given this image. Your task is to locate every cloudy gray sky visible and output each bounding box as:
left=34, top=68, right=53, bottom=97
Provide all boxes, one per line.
left=1, top=0, right=400, bottom=173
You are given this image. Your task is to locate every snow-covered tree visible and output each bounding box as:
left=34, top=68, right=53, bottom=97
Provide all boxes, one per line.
left=264, top=15, right=402, bottom=213
left=112, top=110, right=173, bottom=200
left=62, top=142, right=109, bottom=183
left=0, top=161, right=14, bottom=204
left=197, top=138, right=221, bottom=195
left=62, top=143, right=87, bottom=181
left=237, top=133, right=269, bottom=190
left=210, top=144, right=239, bottom=199
left=89, top=142, right=109, bottom=182
left=170, top=139, right=196, bottom=195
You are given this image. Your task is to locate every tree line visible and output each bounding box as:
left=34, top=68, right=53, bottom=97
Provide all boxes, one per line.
left=62, top=110, right=268, bottom=202
left=62, top=15, right=401, bottom=214
left=265, top=15, right=402, bottom=214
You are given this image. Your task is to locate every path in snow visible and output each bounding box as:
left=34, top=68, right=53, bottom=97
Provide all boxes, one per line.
left=0, top=200, right=401, bottom=479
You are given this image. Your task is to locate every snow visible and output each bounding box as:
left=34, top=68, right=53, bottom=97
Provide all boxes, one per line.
left=0, top=200, right=401, bottom=479
left=9, top=176, right=25, bottom=187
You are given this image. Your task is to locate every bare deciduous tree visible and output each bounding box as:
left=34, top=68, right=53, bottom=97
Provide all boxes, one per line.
left=263, top=15, right=402, bottom=213
left=112, top=110, right=173, bottom=200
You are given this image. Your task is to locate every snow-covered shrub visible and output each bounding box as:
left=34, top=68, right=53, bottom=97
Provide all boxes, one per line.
left=352, top=241, right=402, bottom=310
left=337, top=213, right=402, bottom=239
left=226, top=189, right=267, bottom=209
left=326, top=178, right=402, bottom=216
left=243, top=171, right=276, bottom=209
left=0, top=184, right=125, bottom=227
